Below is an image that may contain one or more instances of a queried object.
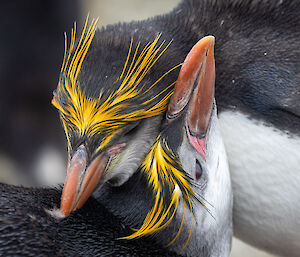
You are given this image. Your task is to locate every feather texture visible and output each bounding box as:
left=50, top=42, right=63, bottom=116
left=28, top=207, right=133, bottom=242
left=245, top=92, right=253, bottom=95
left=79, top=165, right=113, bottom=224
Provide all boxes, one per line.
left=125, top=135, right=202, bottom=249
left=52, top=17, right=179, bottom=151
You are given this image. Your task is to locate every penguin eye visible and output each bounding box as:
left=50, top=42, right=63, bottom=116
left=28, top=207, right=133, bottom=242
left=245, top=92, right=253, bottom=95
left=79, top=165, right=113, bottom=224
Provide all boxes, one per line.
left=195, top=159, right=203, bottom=180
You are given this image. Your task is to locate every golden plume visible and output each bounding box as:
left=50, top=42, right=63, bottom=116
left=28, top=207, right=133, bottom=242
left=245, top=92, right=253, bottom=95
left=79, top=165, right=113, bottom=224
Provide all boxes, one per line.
left=124, top=135, right=203, bottom=248
left=52, top=16, right=180, bottom=151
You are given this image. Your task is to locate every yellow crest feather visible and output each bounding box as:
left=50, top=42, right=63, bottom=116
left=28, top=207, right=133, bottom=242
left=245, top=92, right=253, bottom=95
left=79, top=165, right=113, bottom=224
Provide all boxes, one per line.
left=124, top=135, right=201, bottom=248
left=52, top=16, right=180, bottom=151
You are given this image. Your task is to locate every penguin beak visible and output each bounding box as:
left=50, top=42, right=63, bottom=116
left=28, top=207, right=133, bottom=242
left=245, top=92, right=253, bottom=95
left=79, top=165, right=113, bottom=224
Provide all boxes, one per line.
left=186, top=36, right=215, bottom=160
left=167, top=36, right=215, bottom=160
left=60, top=143, right=125, bottom=216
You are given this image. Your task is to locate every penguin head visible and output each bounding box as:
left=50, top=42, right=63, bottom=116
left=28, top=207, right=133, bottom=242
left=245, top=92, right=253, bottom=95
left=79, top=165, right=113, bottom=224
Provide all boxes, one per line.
left=52, top=18, right=180, bottom=215
left=124, top=36, right=232, bottom=250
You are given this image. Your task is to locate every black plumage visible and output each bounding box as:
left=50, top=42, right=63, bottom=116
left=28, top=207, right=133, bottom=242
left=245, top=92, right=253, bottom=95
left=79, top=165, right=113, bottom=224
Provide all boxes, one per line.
left=0, top=182, right=181, bottom=257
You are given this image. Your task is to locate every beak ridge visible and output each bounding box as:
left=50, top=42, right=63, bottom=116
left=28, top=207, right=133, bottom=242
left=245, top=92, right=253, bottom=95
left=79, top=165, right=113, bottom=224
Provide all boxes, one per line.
left=167, top=35, right=215, bottom=120
left=60, top=145, right=87, bottom=216
left=60, top=145, right=108, bottom=216
left=167, top=36, right=215, bottom=160
left=187, top=37, right=215, bottom=137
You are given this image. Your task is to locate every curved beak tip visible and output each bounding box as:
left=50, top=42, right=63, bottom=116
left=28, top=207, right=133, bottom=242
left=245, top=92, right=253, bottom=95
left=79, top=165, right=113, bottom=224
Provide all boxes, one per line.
left=60, top=147, right=109, bottom=216
left=167, top=35, right=215, bottom=119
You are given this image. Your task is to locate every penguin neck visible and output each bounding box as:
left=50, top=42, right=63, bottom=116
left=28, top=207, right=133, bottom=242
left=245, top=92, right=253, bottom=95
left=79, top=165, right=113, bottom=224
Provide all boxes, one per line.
left=95, top=163, right=231, bottom=257
left=164, top=115, right=232, bottom=257
left=95, top=171, right=153, bottom=229
left=95, top=172, right=202, bottom=255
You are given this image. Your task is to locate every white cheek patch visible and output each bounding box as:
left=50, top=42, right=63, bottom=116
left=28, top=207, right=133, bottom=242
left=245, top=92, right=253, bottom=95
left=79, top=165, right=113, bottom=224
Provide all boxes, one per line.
left=104, top=116, right=161, bottom=186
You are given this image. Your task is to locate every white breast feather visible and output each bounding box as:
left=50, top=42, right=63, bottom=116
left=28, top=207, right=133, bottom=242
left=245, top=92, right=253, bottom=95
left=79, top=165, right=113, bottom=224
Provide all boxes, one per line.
left=219, top=110, right=300, bottom=257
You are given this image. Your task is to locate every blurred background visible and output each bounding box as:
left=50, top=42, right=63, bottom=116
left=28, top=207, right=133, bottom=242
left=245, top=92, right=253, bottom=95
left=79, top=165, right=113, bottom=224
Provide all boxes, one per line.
left=0, top=0, right=275, bottom=256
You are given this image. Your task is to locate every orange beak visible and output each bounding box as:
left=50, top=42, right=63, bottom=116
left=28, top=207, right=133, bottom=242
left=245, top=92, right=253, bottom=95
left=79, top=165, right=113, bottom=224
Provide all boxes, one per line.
left=60, top=143, right=125, bottom=216
left=167, top=36, right=215, bottom=160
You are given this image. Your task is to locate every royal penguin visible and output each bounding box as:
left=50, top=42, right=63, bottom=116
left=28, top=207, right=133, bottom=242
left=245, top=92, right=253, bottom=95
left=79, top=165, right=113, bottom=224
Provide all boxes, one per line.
left=51, top=0, right=299, bottom=256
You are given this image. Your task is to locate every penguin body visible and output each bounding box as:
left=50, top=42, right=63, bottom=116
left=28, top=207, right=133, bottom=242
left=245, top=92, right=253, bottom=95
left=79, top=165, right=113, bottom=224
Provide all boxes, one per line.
left=0, top=183, right=181, bottom=257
